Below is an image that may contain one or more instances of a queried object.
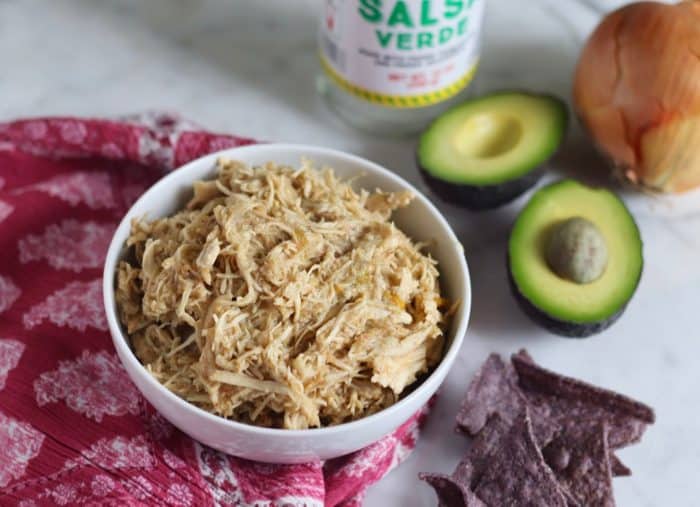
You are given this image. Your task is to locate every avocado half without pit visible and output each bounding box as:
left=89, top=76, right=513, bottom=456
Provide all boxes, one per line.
left=508, top=180, right=643, bottom=338
left=418, top=91, right=568, bottom=210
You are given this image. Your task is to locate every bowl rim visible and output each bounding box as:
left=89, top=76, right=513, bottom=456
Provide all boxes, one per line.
left=103, top=143, right=471, bottom=437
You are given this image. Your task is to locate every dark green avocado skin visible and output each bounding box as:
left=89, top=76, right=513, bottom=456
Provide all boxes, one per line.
left=506, top=256, right=627, bottom=338
left=418, top=163, right=543, bottom=211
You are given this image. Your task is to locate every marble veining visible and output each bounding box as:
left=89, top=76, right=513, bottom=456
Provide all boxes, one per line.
left=0, top=0, right=697, bottom=505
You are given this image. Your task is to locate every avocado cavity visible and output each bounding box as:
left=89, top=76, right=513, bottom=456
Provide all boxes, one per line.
left=452, top=113, right=523, bottom=159
left=546, top=217, right=608, bottom=284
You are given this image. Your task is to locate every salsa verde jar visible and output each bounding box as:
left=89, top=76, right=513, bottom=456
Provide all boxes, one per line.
left=318, top=0, right=485, bottom=135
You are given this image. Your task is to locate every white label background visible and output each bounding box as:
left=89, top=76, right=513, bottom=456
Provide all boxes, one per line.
left=320, top=0, right=484, bottom=98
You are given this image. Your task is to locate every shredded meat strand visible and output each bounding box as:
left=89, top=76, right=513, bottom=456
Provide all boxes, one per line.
left=116, top=158, right=449, bottom=429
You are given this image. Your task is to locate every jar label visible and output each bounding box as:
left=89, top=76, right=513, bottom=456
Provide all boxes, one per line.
left=320, top=0, right=484, bottom=108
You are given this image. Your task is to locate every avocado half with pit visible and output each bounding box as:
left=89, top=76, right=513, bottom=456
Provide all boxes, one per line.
left=418, top=91, right=568, bottom=210
left=508, top=180, right=643, bottom=338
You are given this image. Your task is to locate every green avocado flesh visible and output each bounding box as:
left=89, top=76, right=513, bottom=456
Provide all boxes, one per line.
left=418, top=92, right=567, bottom=186
left=509, top=180, right=643, bottom=324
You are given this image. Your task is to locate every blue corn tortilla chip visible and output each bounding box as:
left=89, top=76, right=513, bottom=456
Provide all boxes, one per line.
left=455, top=354, right=557, bottom=446
left=419, top=474, right=485, bottom=507
left=427, top=351, right=653, bottom=506
left=610, top=454, right=631, bottom=477
left=455, top=354, right=523, bottom=436
left=423, top=413, right=568, bottom=507
left=453, top=415, right=510, bottom=489
left=421, top=415, right=509, bottom=506
left=473, top=410, right=568, bottom=507
left=544, top=441, right=629, bottom=477
left=511, top=350, right=655, bottom=449
left=548, top=424, right=616, bottom=507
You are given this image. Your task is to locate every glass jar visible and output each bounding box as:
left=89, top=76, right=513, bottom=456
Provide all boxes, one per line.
left=318, top=0, right=485, bottom=136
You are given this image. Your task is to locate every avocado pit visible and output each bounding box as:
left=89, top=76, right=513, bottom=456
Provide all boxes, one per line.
left=546, top=216, right=608, bottom=284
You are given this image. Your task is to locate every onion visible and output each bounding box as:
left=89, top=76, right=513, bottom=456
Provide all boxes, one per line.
left=574, top=1, right=700, bottom=193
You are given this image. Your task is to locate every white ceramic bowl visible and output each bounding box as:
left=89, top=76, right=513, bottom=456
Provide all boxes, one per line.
left=103, top=144, right=471, bottom=463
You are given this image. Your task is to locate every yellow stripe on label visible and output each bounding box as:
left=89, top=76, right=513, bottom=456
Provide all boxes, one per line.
left=320, top=55, right=478, bottom=109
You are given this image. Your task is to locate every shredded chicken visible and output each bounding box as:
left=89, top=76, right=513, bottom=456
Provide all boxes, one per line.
left=116, top=158, right=451, bottom=429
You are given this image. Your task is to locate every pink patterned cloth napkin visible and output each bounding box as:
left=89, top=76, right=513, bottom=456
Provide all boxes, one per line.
left=0, top=114, right=429, bottom=506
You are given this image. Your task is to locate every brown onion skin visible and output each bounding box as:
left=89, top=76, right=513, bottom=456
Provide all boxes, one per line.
left=574, top=1, right=700, bottom=193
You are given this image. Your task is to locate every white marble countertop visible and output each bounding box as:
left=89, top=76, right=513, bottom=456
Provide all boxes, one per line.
left=2, top=0, right=697, bottom=505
